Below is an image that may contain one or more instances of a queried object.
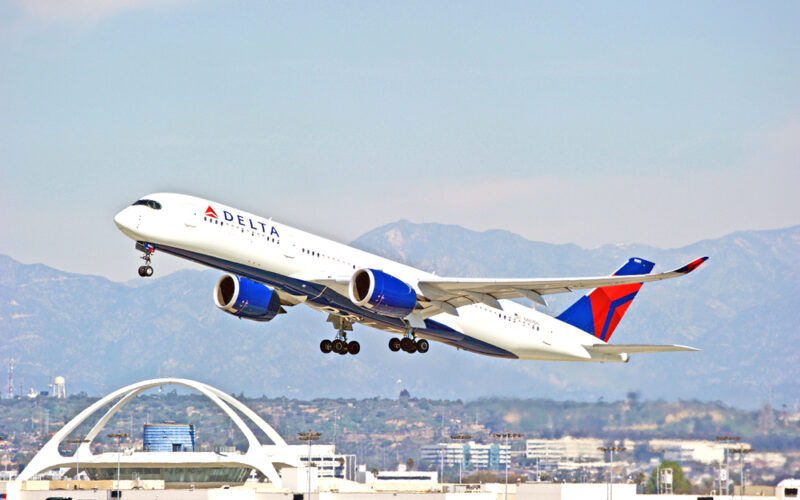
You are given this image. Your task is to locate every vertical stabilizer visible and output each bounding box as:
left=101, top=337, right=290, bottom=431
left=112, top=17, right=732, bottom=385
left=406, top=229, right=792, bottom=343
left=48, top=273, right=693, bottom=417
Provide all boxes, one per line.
left=556, top=258, right=655, bottom=342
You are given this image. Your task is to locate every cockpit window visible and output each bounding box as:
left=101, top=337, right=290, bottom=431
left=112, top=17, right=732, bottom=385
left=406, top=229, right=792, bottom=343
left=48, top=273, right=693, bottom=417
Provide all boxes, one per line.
left=132, top=199, right=162, bottom=210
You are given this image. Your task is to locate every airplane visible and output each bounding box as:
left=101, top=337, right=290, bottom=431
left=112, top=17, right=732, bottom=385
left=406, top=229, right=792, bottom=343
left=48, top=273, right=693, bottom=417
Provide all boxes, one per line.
left=114, top=193, right=708, bottom=362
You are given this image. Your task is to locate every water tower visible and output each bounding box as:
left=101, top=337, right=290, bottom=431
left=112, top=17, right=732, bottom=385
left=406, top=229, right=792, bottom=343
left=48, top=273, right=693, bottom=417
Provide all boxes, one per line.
left=54, top=376, right=66, bottom=398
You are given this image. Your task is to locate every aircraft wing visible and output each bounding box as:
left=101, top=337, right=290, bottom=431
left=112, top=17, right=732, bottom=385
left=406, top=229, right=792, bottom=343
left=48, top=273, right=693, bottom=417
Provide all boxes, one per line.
left=297, top=276, right=351, bottom=297
left=416, top=257, right=708, bottom=315
left=586, top=344, right=700, bottom=354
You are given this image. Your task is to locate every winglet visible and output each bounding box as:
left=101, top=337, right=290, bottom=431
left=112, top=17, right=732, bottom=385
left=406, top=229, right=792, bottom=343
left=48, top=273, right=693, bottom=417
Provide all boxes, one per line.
left=674, top=256, right=709, bottom=274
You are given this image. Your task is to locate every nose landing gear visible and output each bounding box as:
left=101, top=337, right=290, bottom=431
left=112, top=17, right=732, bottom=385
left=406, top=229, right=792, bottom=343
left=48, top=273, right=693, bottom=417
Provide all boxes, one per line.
left=135, top=242, right=155, bottom=277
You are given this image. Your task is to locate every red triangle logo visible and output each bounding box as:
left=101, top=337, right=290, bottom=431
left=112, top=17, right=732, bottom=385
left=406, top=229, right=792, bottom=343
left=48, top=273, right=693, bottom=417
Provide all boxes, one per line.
left=205, top=206, right=218, bottom=218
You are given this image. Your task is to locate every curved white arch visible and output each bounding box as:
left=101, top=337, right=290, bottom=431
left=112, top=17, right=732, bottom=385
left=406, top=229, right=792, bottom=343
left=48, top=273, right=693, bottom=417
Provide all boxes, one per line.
left=201, top=383, right=287, bottom=446
left=18, top=378, right=300, bottom=486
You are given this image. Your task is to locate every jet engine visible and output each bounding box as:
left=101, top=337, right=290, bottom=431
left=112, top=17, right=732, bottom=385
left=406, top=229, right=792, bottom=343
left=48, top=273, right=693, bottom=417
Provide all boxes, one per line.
left=214, top=274, right=283, bottom=321
left=348, top=268, right=417, bottom=318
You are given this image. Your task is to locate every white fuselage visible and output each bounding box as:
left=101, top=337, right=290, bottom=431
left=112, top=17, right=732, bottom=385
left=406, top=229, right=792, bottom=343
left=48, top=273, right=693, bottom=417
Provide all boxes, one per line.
left=114, top=193, right=624, bottom=362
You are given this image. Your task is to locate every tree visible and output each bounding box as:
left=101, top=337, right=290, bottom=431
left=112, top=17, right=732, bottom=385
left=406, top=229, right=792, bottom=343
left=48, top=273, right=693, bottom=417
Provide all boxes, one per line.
left=464, top=470, right=500, bottom=484
left=645, top=461, right=691, bottom=494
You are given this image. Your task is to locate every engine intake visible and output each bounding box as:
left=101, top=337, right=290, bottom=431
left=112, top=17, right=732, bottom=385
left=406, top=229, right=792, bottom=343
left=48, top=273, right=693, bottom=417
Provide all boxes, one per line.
left=348, top=268, right=417, bottom=318
left=214, top=275, right=282, bottom=322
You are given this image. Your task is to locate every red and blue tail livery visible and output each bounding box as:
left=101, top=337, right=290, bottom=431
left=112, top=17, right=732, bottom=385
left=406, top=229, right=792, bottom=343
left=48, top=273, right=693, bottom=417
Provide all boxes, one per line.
left=675, top=256, right=708, bottom=274
left=557, top=258, right=655, bottom=342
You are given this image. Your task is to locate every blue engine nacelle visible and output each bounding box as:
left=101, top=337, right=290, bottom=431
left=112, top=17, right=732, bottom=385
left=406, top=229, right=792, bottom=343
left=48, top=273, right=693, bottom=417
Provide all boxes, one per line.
left=348, top=268, right=417, bottom=318
left=213, top=275, right=283, bottom=322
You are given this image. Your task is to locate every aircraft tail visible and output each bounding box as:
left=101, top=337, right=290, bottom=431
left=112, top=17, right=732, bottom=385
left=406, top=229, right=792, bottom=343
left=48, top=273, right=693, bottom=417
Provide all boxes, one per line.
left=556, top=257, right=655, bottom=342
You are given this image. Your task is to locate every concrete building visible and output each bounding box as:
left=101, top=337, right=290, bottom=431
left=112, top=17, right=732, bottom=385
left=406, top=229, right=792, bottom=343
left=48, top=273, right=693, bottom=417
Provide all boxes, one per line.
left=421, top=442, right=509, bottom=470
left=525, top=437, right=605, bottom=467
left=287, top=444, right=356, bottom=480
left=356, top=464, right=438, bottom=485
left=0, top=470, right=18, bottom=481
left=517, top=482, right=637, bottom=500
left=777, top=478, right=800, bottom=499
left=648, top=439, right=750, bottom=465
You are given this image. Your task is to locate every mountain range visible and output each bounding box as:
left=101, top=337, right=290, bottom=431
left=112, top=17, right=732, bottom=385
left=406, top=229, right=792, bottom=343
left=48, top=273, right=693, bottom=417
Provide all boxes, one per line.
left=1, top=223, right=797, bottom=408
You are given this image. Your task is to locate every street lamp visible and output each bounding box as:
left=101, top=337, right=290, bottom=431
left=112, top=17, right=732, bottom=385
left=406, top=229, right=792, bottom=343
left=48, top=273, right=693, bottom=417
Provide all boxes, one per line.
left=730, top=447, right=752, bottom=500
left=450, top=433, right=472, bottom=485
left=598, top=445, right=626, bottom=500
left=65, top=438, right=90, bottom=480
left=107, top=432, right=129, bottom=494
left=298, top=429, right=321, bottom=499
left=492, top=432, right=524, bottom=500
left=716, top=435, right=740, bottom=496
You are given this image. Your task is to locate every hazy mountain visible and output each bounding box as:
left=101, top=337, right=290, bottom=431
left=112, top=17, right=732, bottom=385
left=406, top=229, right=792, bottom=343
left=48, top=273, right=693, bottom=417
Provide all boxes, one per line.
left=1, top=224, right=798, bottom=408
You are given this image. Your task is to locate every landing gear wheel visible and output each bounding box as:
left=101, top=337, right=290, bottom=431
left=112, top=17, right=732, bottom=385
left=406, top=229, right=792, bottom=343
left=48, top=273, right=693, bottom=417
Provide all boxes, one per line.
left=320, top=339, right=332, bottom=354
left=400, top=337, right=414, bottom=352
left=332, top=339, right=345, bottom=354
left=348, top=341, right=360, bottom=355
left=136, top=243, right=155, bottom=278
left=338, top=343, right=349, bottom=355
left=389, top=338, right=401, bottom=352
left=406, top=342, right=418, bottom=353
left=416, top=339, right=429, bottom=353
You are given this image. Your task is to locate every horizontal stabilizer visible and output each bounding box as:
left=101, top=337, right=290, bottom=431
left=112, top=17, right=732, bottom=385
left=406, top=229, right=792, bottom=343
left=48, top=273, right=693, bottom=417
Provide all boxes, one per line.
left=587, top=344, right=700, bottom=354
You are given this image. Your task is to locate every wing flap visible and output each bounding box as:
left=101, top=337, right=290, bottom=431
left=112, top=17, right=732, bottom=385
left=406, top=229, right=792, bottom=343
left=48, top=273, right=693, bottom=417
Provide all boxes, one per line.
left=587, top=344, right=700, bottom=354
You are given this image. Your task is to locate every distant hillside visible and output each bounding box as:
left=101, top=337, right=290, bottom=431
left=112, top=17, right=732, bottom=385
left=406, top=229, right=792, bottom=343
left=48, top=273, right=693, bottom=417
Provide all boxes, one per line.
left=1, top=224, right=798, bottom=408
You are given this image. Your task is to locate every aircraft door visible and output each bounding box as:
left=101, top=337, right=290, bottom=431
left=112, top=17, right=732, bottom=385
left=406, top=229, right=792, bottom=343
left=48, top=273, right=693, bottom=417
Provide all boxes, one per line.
left=543, top=328, right=553, bottom=346
left=182, top=202, right=198, bottom=229
left=283, top=236, right=297, bottom=259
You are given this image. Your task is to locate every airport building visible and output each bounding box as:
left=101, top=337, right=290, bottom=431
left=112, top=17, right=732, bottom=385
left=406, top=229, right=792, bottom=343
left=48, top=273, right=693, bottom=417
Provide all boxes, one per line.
left=647, top=438, right=749, bottom=464
left=290, top=443, right=357, bottom=480
left=421, top=441, right=510, bottom=470
left=143, top=423, right=196, bottom=452
left=525, top=436, right=605, bottom=467
left=356, top=464, right=438, bottom=485
left=15, top=378, right=304, bottom=488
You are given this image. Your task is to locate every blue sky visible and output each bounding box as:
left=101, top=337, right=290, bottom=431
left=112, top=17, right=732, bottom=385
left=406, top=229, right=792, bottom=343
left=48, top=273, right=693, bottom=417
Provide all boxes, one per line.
left=1, top=1, right=798, bottom=281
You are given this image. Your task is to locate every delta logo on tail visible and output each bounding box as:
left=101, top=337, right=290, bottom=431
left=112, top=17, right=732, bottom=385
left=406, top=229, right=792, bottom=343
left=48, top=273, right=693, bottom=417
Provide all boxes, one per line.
left=205, top=206, right=218, bottom=219
left=557, top=257, right=655, bottom=342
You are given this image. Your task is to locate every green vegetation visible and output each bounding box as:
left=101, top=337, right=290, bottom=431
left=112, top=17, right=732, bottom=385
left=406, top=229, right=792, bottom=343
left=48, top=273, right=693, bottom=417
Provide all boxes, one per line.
left=1, top=393, right=797, bottom=474
left=645, top=461, right=690, bottom=494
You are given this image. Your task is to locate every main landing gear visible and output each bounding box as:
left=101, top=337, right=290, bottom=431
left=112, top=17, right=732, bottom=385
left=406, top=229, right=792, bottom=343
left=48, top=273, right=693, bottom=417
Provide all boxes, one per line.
left=135, top=242, right=155, bottom=277
left=388, top=330, right=429, bottom=354
left=321, top=315, right=359, bottom=356
left=320, top=338, right=360, bottom=355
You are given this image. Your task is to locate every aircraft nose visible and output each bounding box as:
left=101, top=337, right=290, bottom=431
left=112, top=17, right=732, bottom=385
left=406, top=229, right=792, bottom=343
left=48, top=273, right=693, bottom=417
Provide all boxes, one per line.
left=113, top=207, right=136, bottom=232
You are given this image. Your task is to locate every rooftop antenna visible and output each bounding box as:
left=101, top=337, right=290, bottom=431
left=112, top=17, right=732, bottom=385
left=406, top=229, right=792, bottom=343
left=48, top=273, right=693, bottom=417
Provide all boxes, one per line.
left=7, top=359, right=14, bottom=399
